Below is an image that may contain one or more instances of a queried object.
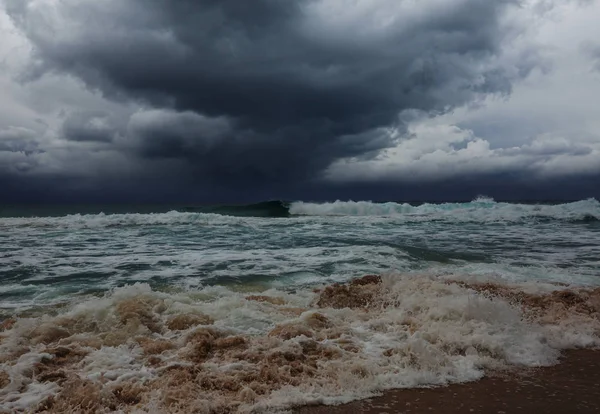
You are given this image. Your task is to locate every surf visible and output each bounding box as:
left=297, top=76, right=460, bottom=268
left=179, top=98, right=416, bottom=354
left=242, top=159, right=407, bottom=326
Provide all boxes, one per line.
left=1, top=274, right=599, bottom=413
left=289, top=197, right=600, bottom=222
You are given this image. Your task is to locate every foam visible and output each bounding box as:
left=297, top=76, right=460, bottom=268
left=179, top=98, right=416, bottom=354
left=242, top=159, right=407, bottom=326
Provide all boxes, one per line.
left=1, top=274, right=599, bottom=413
left=0, top=210, right=238, bottom=230
left=0, top=199, right=598, bottom=230
left=289, top=198, right=600, bottom=221
left=2, top=197, right=597, bottom=313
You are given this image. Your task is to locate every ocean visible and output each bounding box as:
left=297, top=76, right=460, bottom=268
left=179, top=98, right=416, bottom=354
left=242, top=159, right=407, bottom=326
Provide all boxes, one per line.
left=1, top=197, right=599, bottom=412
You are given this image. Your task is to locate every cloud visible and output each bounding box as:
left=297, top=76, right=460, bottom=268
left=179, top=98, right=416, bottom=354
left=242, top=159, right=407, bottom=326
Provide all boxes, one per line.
left=0, top=0, right=598, bottom=201
left=0, top=126, right=42, bottom=174
left=10, top=0, right=529, bottom=123
left=324, top=119, right=600, bottom=184
left=62, top=111, right=119, bottom=143
left=582, top=42, right=600, bottom=71
left=0, top=126, right=38, bottom=152
left=2, top=0, right=536, bottom=186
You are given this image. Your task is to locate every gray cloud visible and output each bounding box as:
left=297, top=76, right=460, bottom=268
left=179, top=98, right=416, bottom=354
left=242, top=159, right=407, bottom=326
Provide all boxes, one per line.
left=62, top=111, right=119, bottom=143
left=125, top=110, right=232, bottom=158
left=0, top=126, right=39, bottom=153
left=0, top=126, right=43, bottom=175
left=583, top=42, right=600, bottom=71
left=3, top=0, right=536, bottom=188
left=1, top=0, right=599, bottom=202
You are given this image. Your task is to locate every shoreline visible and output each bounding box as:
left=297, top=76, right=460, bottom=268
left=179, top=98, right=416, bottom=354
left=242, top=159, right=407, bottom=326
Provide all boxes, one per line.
left=2, top=275, right=600, bottom=412
left=297, top=349, right=600, bottom=414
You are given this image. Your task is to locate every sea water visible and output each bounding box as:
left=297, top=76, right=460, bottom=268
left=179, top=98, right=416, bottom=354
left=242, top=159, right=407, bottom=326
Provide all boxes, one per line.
left=0, top=198, right=599, bottom=412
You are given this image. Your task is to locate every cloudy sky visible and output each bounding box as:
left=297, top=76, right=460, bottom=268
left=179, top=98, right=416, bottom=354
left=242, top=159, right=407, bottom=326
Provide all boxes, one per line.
left=0, top=0, right=599, bottom=203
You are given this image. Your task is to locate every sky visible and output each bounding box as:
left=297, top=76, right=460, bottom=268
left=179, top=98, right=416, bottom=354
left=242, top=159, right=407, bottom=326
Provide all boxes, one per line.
left=0, top=0, right=599, bottom=203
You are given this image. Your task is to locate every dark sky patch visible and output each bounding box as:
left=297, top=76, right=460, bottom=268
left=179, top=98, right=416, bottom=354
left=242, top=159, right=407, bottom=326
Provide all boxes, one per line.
left=0, top=0, right=599, bottom=202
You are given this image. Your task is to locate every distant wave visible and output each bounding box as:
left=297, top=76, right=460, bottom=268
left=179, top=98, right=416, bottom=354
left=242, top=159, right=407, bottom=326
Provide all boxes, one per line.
left=0, top=198, right=598, bottom=228
left=289, top=197, right=600, bottom=222
left=182, top=200, right=291, bottom=218
left=289, top=196, right=498, bottom=216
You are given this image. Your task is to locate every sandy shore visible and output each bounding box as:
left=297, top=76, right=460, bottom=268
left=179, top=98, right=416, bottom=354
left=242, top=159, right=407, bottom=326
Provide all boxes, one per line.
left=298, top=349, right=600, bottom=414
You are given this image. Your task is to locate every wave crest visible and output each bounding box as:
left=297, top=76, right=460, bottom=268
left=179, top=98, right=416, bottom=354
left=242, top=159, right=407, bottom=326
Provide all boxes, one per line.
left=0, top=199, right=598, bottom=228
left=289, top=198, right=600, bottom=222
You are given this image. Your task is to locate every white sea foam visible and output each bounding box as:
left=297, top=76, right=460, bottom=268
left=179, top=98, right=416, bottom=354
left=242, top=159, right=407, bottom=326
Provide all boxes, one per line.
left=2, top=205, right=598, bottom=316
left=1, top=274, right=599, bottom=413
left=289, top=198, right=600, bottom=221
left=0, top=211, right=234, bottom=229
left=1, top=199, right=598, bottom=411
left=0, top=199, right=598, bottom=230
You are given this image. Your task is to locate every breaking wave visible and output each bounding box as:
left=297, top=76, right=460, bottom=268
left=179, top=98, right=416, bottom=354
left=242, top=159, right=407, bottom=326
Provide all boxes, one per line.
left=182, top=201, right=291, bottom=218
left=289, top=197, right=600, bottom=222
left=1, top=274, right=599, bottom=413
left=0, top=198, right=598, bottom=229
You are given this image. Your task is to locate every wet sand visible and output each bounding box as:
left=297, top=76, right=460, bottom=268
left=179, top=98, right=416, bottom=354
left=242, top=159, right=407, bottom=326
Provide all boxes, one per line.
left=298, top=349, right=600, bottom=414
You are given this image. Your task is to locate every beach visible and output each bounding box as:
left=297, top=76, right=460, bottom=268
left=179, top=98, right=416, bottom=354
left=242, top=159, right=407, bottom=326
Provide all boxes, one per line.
left=299, top=349, right=600, bottom=414
left=3, top=0, right=600, bottom=410
left=2, top=275, right=600, bottom=412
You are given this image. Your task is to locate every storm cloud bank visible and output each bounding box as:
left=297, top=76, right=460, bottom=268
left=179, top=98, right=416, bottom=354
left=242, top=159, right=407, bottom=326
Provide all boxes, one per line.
left=0, top=0, right=599, bottom=202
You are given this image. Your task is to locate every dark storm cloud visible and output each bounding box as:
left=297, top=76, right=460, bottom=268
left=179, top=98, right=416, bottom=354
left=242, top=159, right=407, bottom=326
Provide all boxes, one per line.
left=0, top=127, right=39, bottom=154
left=122, top=109, right=398, bottom=185
left=62, top=111, right=118, bottom=143
left=0, top=127, right=43, bottom=177
left=4, top=0, right=535, bottom=188
left=584, top=43, right=600, bottom=71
